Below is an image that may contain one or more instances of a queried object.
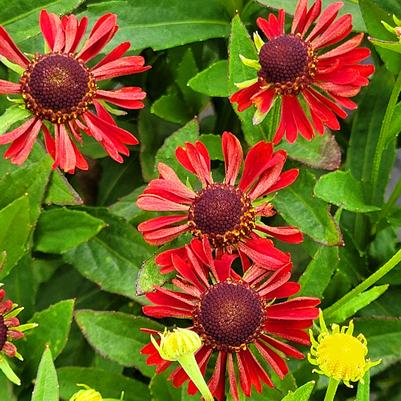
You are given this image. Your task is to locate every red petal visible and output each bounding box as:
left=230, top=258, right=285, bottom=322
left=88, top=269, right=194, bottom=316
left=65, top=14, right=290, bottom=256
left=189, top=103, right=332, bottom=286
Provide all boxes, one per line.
left=222, top=131, right=243, bottom=186
left=0, top=79, right=20, bottom=94
left=0, top=26, right=28, bottom=67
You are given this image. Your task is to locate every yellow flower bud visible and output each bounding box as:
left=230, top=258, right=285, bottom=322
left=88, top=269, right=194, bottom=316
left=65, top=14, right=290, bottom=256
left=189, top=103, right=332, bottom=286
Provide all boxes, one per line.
left=151, top=328, right=201, bottom=361
left=69, top=385, right=103, bottom=401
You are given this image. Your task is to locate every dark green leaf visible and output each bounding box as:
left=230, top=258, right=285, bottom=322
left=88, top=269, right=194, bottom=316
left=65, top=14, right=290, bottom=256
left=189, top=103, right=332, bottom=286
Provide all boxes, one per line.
left=84, top=0, right=230, bottom=52
left=75, top=310, right=163, bottom=377
left=34, top=208, right=106, bottom=254
left=58, top=367, right=150, bottom=401
left=31, top=348, right=59, bottom=401
left=188, top=60, right=229, bottom=97
left=298, top=247, right=339, bottom=299
left=314, top=171, right=381, bottom=213
left=0, top=196, right=31, bottom=278
left=151, top=91, right=192, bottom=124
left=272, top=170, right=343, bottom=246
left=277, top=134, right=341, bottom=171
left=63, top=208, right=154, bottom=301
left=44, top=171, right=83, bottom=206
left=19, top=300, right=75, bottom=378
left=199, top=134, right=223, bottom=161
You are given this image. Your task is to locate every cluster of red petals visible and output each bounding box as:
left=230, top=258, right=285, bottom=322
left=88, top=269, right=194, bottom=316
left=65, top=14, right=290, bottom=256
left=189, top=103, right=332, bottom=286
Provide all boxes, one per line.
left=0, top=288, right=24, bottom=358
left=141, top=239, right=320, bottom=401
left=0, top=10, right=150, bottom=173
left=230, top=0, right=374, bottom=144
left=137, top=132, right=302, bottom=272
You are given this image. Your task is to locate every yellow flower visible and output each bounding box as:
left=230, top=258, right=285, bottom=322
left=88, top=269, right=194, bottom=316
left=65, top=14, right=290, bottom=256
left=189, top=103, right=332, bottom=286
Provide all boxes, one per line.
left=69, top=385, right=103, bottom=401
left=308, top=312, right=380, bottom=387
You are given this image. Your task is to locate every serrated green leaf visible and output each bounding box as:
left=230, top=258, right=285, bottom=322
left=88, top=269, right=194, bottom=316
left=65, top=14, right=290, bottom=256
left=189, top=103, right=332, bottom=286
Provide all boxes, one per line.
left=75, top=310, right=163, bottom=377
left=272, top=170, right=343, bottom=246
left=63, top=208, right=154, bottom=301
left=277, top=134, right=341, bottom=171
left=18, top=299, right=75, bottom=378
left=31, top=348, right=59, bottom=401
left=325, top=285, right=389, bottom=323
left=298, top=247, right=339, bottom=299
left=58, top=367, right=150, bottom=401
left=188, top=60, right=229, bottom=97
left=314, top=171, right=381, bottom=213
left=281, top=381, right=315, bottom=401
left=34, top=208, right=106, bottom=254
left=0, top=195, right=31, bottom=278
left=84, top=0, right=230, bottom=52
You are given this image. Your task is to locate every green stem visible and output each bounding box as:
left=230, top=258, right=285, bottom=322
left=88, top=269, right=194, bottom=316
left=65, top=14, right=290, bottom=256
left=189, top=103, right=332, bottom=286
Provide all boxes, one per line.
left=325, top=248, right=401, bottom=319
left=371, top=70, right=401, bottom=205
left=323, top=378, right=340, bottom=401
left=375, top=174, right=401, bottom=229
left=178, top=353, right=214, bottom=401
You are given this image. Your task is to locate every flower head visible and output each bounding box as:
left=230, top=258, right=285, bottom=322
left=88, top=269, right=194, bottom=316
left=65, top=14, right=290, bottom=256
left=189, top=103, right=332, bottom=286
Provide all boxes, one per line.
left=0, top=285, right=37, bottom=384
left=230, top=0, right=374, bottom=144
left=0, top=10, right=150, bottom=173
left=308, top=312, right=380, bottom=387
left=141, top=241, right=320, bottom=401
left=137, top=131, right=302, bottom=272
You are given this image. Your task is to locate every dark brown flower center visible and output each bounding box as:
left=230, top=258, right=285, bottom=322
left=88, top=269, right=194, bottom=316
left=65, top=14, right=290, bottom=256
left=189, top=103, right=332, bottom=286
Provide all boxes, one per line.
left=188, top=184, right=255, bottom=248
left=258, top=34, right=317, bottom=95
left=0, top=315, right=7, bottom=351
left=20, top=53, right=96, bottom=123
left=194, top=281, right=264, bottom=352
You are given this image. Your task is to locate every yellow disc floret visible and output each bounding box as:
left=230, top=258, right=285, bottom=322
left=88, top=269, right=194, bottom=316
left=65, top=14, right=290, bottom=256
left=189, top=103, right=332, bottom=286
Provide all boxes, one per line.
left=308, top=312, right=380, bottom=387
left=69, top=384, right=103, bottom=401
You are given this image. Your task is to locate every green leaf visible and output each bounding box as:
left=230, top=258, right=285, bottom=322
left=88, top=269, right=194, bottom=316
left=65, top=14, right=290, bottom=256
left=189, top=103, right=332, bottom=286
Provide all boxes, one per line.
left=150, top=371, right=181, bottom=401
left=356, top=372, right=370, bottom=401
left=154, top=118, right=199, bottom=181
left=63, top=208, right=154, bottom=301
left=256, top=0, right=365, bottom=32
left=58, top=367, right=150, bottom=401
left=199, top=134, right=223, bottom=161
left=2, top=0, right=83, bottom=50
left=44, top=171, right=83, bottom=206
left=360, top=0, right=401, bottom=74
left=84, top=0, right=230, bottom=52
left=188, top=60, right=229, bottom=97
left=314, top=171, right=381, bottom=213
left=32, top=348, right=59, bottom=401
left=298, top=247, right=339, bottom=299
left=277, top=134, right=341, bottom=171
left=0, top=107, right=31, bottom=134
left=75, top=310, right=163, bottom=377
left=280, top=381, right=315, bottom=401
left=324, top=284, right=389, bottom=323
left=0, top=196, right=31, bottom=278
left=0, top=374, right=16, bottom=400
left=151, top=91, right=191, bottom=124
left=18, top=300, right=75, bottom=378
left=34, top=208, right=106, bottom=254
left=272, top=170, right=343, bottom=246
left=347, top=68, right=396, bottom=206
left=0, top=355, right=20, bottom=386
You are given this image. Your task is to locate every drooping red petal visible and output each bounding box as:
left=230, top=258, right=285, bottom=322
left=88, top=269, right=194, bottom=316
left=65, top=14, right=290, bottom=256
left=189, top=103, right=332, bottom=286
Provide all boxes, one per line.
left=222, top=131, right=243, bottom=186
left=39, top=10, right=63, bottom=52
left=97, top=87, right=146, bottom=109
left=92, top=56, right=150, bottom=80
left=0, top=79, right=20, bottom=94
left=256, top=224, right=303, bottom=243
left=0, top=26, right=29, bottom=67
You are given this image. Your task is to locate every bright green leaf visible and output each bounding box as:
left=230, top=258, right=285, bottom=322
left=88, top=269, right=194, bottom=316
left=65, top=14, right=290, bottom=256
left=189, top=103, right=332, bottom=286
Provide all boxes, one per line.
left=34, top=208, right=106, bottom=254
left=280, top=381, right=315, bottom=401
left=314, top=171, right=381, bottom=213
left=32, top=348, right=59, bottom=401
left=75, top=310, right=163, bottom=377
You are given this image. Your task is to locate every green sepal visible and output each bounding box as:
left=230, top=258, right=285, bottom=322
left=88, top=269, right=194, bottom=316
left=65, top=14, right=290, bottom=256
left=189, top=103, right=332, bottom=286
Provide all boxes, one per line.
left=0, top=56, right=24, bottom=75
left=0, top=355, right=21, bottom=385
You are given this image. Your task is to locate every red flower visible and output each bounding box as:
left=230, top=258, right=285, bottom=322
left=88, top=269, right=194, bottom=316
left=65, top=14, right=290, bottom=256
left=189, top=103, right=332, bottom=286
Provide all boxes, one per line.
left=141, top=239, right=320, bottom=401
left=0, top=288, right=25, bottom=359
left=0, top=10, right=150, bottom=173
left=137, top=131, right=302, bottom=272
left=230, top=0, right=374, bottom=144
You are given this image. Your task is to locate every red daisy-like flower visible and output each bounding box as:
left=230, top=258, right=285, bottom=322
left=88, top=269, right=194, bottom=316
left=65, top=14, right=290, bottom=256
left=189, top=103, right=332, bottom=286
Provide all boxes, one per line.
left=137, top=131, right=302, bottom=273
left=0, top=288, right=25, bottom=359
left=0, top=10, right=150, bottom=173
left=141, top=239, right=320, bottom=401
left=230, top=0, right=374, bottom=144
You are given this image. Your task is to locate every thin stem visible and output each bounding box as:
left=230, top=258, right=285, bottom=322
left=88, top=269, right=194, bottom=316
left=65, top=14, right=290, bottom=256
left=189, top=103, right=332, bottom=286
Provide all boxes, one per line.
left=178, top=353, right=214, bottom=401
left=375, top=174, right=401, bottom=230
left=323, top=378, right=340, bottom=401
left=325, top=248, right=401, bottom=319
left=371, top=70, right=401, bottom=205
